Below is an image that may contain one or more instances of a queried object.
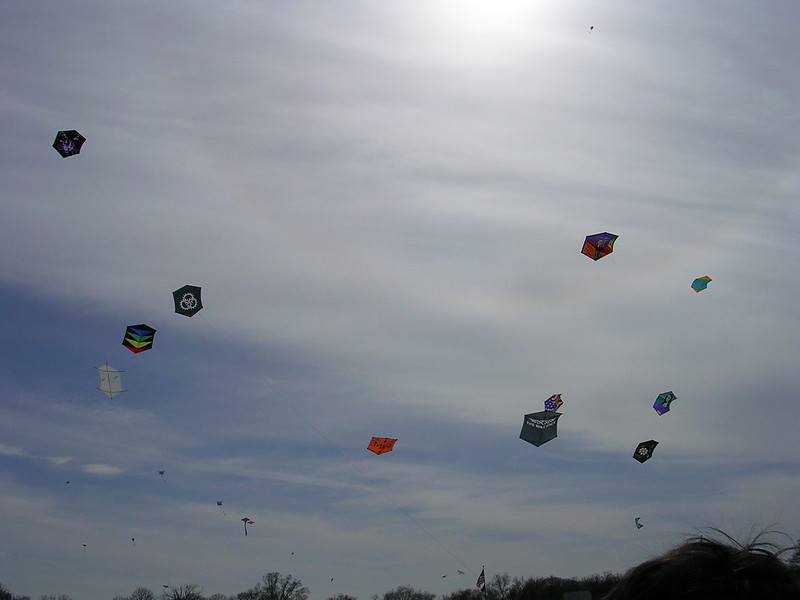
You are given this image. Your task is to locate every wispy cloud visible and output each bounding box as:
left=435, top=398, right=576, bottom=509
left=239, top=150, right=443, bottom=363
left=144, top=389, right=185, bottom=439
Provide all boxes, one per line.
left=0, top=442, right=73, bottom=466
left=0, top=2, right=798, bottom=600
left=0, top=443, right=27, bottom=458
left=80, top=464, right=123, bottom=476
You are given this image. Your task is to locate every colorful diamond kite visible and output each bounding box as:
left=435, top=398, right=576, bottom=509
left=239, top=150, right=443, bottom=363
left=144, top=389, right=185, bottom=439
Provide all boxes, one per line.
left=122, top=324, right=156, bottom=354
left=581, top=232, right=618, bottom=261
left=653, top=391, right=676, bottom=415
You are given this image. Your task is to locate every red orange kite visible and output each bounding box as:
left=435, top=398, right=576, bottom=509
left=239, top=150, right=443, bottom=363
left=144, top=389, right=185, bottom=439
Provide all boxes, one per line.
left=367, top=437, right=397, bottom=455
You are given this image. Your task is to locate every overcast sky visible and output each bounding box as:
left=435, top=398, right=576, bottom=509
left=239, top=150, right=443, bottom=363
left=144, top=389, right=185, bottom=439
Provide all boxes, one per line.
left=1, top=2, right=799, bottom=600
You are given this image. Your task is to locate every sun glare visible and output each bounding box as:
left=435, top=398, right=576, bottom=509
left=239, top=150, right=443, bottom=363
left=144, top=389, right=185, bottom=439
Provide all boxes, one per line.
left=425, top=0, right=563, bottom=62
left=444, top=0, right=532, bottom=34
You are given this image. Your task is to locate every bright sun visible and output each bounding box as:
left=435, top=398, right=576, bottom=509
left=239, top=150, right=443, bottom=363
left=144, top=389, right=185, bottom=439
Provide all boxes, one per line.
left=444, top=0, right=533, bottom=34
left=425, top=0, right=562, bottom=61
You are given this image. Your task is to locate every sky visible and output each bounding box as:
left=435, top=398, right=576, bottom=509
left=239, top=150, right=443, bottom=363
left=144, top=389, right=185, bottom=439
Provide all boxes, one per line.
left=1, top=1, right=799, bottom=599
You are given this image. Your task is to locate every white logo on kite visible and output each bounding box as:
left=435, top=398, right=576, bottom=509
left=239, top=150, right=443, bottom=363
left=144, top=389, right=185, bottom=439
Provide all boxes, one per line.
left=179, top=293, right=198, bottom=311
left=526, top=416, right=558, bottom=429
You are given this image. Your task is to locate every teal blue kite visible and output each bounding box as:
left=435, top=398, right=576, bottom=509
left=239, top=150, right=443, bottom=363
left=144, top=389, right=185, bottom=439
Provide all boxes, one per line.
left=691, top=276, right=712, bottom=292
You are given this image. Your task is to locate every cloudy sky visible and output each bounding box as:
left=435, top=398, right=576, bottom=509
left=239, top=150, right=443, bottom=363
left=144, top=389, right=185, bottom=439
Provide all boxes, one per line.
left=1, top=2, right=799, bottom=599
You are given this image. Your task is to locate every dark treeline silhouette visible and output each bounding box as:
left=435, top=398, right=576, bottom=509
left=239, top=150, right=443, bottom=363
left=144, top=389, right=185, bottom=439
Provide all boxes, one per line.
left=0, top=570, right=622, bottom=600
left=0, top=582, right=31, bottom=600
left=5, top=543, right=800, bottom=600
left=443, top=572, right=622, bottom=600
left=6, top=533, right=797, bottom=600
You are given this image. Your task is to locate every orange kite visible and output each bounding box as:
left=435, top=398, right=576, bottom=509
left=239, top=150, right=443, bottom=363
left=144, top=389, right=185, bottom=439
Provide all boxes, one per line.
left=367, top=437, right=397, bottom=455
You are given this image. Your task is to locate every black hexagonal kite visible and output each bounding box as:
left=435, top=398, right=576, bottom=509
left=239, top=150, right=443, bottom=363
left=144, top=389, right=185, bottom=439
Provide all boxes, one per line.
left=173, top=285, right=203, bottom=317
left=633, top=440, right=658, bottom=463
left=53, top=130, right=86, bottom=158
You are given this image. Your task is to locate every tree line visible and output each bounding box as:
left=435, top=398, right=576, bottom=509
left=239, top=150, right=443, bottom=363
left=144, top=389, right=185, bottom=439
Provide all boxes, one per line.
left=1, top=570, right=624, bottom=600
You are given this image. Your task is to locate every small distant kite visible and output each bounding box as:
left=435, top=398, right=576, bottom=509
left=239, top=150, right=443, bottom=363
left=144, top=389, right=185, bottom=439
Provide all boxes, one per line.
left=691, top=276, right=712, bottom=293
left=173, top=285, right=203, bottom=317
left=217, top=501, right=226, bottom=516
left=122, top=324, right=156, bottom=353
left=653, top=391, right=676, bottom=416
left=633, top=440, right=658, bottom=463
left=53, top=130, right=86, bottom=158
left=581, top=232, right=618, bottom=261
left=367, top=437, right=397, bottom=455
left=81, top=543, right=87, bottom=555
left=131, top=538, right=136, bottom=546
left=544, top=394, right=563, bottom=412
left=241, top=517, right=254, bottom=536
left=158, top=471, right=166, bottom=482
left=97, top=364, right=125, bottom=399
left=589, top=25, right=594, bottom=31
left=635, top=517, right=643, bottom=529
left=519, top=411, right=561, bottom=447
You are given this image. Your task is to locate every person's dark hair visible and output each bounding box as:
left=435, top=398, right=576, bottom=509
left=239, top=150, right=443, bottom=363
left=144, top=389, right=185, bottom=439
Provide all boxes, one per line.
left=603, top=530, right=800, bottom=600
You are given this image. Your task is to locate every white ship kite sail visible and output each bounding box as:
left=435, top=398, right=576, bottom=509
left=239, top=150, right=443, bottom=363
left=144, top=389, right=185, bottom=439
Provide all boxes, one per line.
left=97, top=364, right=125, bottom=398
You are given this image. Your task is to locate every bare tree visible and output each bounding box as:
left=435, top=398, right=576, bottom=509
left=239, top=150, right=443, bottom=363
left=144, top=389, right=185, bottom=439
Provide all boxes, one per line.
left=489, top=574, right=510, bottom=600
left=162, top=585, right=204, bottom=600
left=442, top=589, right=483, bottom=600
left=130, top=588, right=156, bottom=600
left=237, top=573, right=308, bottom=600
left=487, top=573, right=524, bottom=600
left=326, top=595, right=357, bottom=600
left=381, top=586, right=435, bottom=600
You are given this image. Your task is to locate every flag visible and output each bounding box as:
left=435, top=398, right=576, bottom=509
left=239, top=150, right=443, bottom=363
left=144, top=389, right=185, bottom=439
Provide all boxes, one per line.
left=476, top=567, right=485, bottom=592
left=544, top=394, right=563, bottom=411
